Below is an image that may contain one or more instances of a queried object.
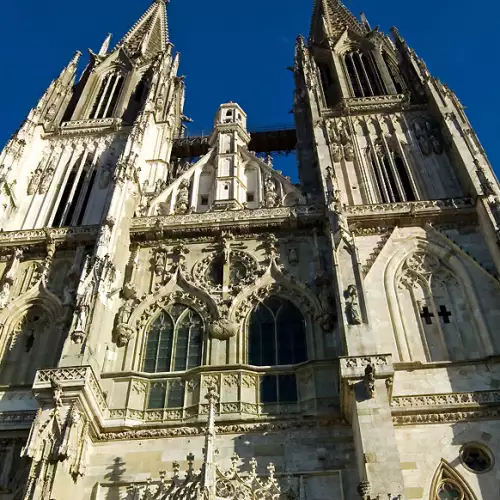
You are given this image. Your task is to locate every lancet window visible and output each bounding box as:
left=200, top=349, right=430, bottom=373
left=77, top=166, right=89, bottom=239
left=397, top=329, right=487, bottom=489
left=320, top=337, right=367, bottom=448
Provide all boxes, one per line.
left=123, top=74, right=148, bottom=124
left=52, top=155, right=96, bottom=227
left=344, top=51, right=385, bottom=98
left=143, top=304, right=203, bottom=373
left=396, top=252, right=480, bottom=362
left=369, top=144, right=416, bottom=203
left=382, top=52, right=406, bottom=94
left=89, top=72, right=125, bottom=120
left=248, top=297, right=306, bottom=404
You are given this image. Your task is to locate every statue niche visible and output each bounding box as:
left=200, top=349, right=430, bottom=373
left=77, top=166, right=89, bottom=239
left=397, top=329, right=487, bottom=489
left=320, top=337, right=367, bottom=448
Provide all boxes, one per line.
left=0, top=306, right=51, bottom=385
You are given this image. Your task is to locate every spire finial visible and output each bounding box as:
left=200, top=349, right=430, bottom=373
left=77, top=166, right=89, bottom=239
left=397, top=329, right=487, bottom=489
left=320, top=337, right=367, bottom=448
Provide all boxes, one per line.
left=115, top=0, right=170, bottom=56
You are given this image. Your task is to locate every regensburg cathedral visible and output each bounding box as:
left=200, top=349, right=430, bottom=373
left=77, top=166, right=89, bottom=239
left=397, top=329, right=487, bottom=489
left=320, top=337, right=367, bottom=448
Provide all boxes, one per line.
left=1, top=0, right=500, bottom=499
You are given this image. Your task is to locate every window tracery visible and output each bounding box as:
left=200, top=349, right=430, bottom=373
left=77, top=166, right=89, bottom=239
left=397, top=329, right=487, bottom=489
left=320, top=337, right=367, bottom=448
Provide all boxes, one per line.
left=143, top=304, right=203, bottom=373
left=344, top=50, right=385, bottom=98
left=431, top=460, right=478, bottom=500
left=396, top=251, right=479, bottom=362
left=369, top=143, right=416, bottom=203
left=52, top=155, right=95, bottom=227
left=89, top=72, right=125, bottom=120
left=248, top=297, right=307, bottom=367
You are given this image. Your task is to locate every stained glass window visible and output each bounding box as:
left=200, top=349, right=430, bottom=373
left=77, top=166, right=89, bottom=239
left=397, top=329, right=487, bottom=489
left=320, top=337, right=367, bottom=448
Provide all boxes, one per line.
left=143, top=305, right=203, bottom=373
left=249, top=297, right=307, bottom=366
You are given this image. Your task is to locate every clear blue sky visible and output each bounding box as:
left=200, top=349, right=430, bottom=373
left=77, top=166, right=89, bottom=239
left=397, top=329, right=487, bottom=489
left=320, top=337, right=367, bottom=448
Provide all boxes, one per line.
left=0, top=0, right=497, bottom=182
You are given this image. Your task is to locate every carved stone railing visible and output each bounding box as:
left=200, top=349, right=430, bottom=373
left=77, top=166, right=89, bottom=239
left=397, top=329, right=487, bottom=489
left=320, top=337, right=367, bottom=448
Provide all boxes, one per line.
left=345, top=197, right=474, bottom=217
left=34, top=366, right=108, bottom=416
left=131, top=205, right=325, bottom=238
left=392, top=390, right=500, bottom=409
left=0, top=225, right=99, bottom=246
left=323, top=94, right=409, bottom=116
left=391, top=389, right=500, bottom=426
left=340, top=354, right=393, bottom=379
left=346, top=197, right=475, bottom=228
left=104, top=363, right=339, bottom=424
left=60, top=117, right=122, bottom=134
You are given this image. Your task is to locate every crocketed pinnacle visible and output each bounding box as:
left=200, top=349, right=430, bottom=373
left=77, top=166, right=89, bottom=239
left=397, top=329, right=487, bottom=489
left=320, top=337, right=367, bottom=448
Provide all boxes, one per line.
left=116, top=0, right=169, bottom=58
left=310, top=0, right=366, bottom=43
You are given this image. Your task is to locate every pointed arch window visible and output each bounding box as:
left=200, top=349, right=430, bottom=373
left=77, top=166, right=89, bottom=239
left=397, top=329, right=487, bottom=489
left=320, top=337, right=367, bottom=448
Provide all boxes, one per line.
left=396, top=252, right=481, bottom=362
left=369, top=145, right=416, bottom=203
left=431, top=460, right=478, bottom=500
left=344, top=51, right=385, bottom=98
left=382, top=52, right=406, bottom=94
left=52, top=156, right=95, bottom=227
left=89, top=72, right=124, bottom=120
left=143, top=304, right=203, bottom=373
left=123, top=74, right=149, bottom=124
left=248, top=297, right=307, bottom=366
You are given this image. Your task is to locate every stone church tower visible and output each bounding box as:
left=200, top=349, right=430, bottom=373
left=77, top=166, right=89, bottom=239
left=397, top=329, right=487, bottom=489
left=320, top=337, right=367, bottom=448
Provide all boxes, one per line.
left=0, top=0, right=499, bottom=498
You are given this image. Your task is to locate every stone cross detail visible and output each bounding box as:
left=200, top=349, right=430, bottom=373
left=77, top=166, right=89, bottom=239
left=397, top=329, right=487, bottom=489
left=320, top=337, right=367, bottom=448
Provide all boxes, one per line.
left=437, top=305, right=452, bottom=324
left=420, top=305, right=452, bottom=325
left=420, top=306, right=434, bottom=325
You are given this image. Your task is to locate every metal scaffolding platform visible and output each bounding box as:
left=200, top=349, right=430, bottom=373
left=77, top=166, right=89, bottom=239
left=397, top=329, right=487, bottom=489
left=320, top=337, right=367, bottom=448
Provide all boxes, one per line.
left=171, top=128, right=297, bottom=158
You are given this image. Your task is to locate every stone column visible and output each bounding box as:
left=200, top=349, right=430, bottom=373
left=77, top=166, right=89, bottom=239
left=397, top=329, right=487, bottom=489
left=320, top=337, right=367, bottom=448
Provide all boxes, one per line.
left=340, top=355, right=404, bottom=499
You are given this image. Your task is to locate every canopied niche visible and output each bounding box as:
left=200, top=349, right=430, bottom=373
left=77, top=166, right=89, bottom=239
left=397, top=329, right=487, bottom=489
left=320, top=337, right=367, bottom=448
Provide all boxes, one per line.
left=0, top=306, right=52, bottom=385
left=394, top=251, right=481, bottom=362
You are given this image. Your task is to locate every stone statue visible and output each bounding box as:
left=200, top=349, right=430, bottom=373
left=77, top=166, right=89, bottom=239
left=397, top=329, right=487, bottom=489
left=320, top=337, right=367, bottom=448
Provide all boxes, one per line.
left=430, top=134, right=443, bottom=155
left=331, top=142, right=342, bottom=163
left=364, top=364, right=375, bottom=398
left=99, top=162, right=113, bottom=189
left=345, top=284, right=362, bottom=325
left=264, top=174, right=278, bottom=208
left=0, top=281, right=11, bottom=309
left=417, top=135, right=432, bottom=156
left=154, top=247, right=168, bottom=276
left=27, top=165, right=43, bottom=195
left=97, top=217, right=115, bottom=249
left=343, top=142, right=354, bottom=162
left=176, top=180, right=190, bottom=214
left=288, top=247, right=299, bottom=265
left=221, top=233, right=233, bottom=264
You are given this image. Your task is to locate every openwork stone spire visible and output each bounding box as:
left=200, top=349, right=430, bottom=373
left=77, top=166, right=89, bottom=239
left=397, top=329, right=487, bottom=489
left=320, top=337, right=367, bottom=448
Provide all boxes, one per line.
left=310, top=0, right=366, bottom=43
left=117, top=0, right=170, bottom=58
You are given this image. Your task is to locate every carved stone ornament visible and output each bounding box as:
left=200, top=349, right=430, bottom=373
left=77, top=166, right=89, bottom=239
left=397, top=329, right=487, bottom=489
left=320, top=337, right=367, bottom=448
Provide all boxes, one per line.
left=209, top=319, right=238, bottom=340
left=116, top=323, right=135, bottom=347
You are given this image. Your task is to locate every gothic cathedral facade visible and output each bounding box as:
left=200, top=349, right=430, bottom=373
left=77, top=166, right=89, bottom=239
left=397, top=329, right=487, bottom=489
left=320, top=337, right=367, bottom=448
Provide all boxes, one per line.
left=0, top=1, right=499, bottom=499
